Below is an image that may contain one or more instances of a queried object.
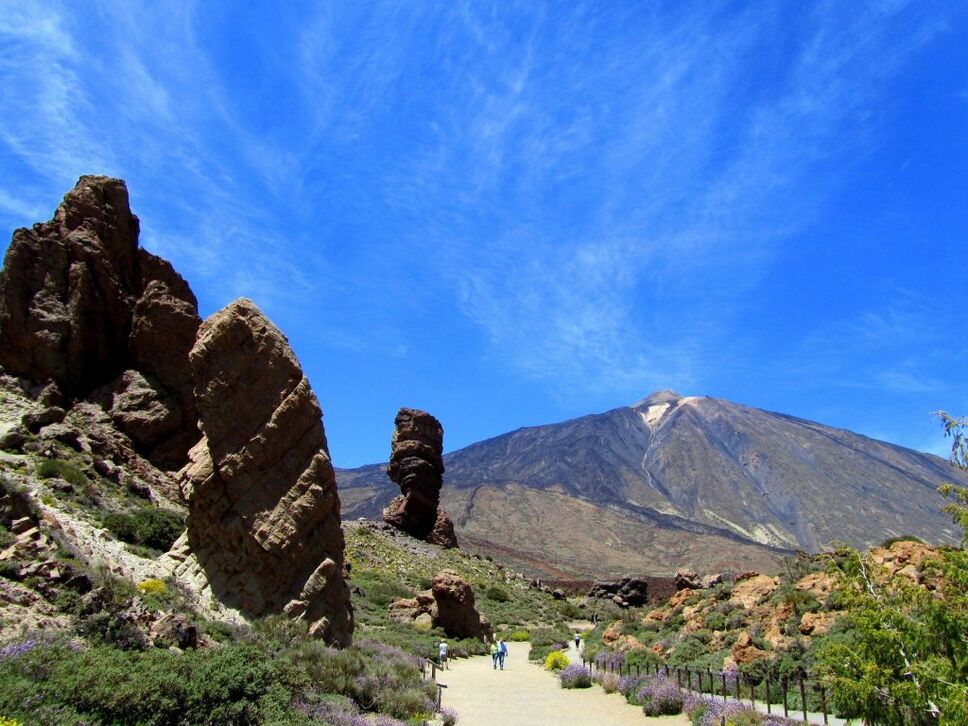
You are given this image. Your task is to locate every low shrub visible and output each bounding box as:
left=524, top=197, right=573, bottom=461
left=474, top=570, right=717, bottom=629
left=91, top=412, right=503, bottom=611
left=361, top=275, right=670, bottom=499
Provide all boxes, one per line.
left=704, top=611, right=725, bottom=631
left=36, top=458, right=87, bottom=488
left=485, top=585, right=509, bottom=602
left=544, top=650, right=569, bottom=671
left=440, top=706, right=459, bottom=725
left=102, top=507, right=185, bottom=552
left=636, top=674, right=684, bottom=716
left=137, top=578, right=167, bottom=596
left=594, top=671, right=621, bottom=693
left=558, top=664, right=592, bottom=689
left=506, top=629, right=530, bottom=642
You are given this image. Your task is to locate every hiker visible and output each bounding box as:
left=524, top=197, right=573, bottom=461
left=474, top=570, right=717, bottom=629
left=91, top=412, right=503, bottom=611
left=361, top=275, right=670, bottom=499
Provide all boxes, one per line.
left=574, top=632, right=581, bottom=651
left=490, top=640, right=499, bottom=669
left=498, top=639, right=508, bottom=670
left=438, top=640, right=449, bottom=670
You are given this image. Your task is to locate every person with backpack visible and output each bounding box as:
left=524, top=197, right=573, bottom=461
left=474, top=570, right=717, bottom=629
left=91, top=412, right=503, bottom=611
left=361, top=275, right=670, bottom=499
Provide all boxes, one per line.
left=497, top=639, right=508, bottom=670
left=438, top=640, right=449, bottom=670
left=490, top=640, right=499, bottom=669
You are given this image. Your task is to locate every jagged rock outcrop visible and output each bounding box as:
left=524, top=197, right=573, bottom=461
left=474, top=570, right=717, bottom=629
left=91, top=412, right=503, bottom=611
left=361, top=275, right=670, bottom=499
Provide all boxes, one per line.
left=382, top=408, right=457, bottom=547
left=388, top=570, right=491, bottom=640
left=587, top=575, right=677, bottom=607
left=0, top=176, right=200, bottom=468
left=174, top=298, right=353, bottom=646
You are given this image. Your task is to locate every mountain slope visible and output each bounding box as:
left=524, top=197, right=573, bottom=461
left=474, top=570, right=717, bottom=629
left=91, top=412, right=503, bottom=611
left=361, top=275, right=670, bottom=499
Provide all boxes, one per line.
left=337, top=391, right=968, bottom=578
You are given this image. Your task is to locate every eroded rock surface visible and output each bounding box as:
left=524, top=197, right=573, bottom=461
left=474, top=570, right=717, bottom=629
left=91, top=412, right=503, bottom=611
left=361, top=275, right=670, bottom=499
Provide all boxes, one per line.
left=388, top=569, right=491, bottom=640
left=175, top=298, right=353, bottom=646
left=382, top=408, right=457, bottom=547
left=0, top=176, right=200, bottom=468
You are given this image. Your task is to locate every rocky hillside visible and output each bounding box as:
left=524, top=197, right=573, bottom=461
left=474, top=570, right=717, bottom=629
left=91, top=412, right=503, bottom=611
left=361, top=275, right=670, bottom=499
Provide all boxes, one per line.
left=338, top=390, right=968, bottom=578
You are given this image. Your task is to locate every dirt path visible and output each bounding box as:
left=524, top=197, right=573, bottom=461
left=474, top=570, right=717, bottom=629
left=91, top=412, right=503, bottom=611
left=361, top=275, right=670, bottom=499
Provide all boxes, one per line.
left=438, top=642, right=690, bottom=726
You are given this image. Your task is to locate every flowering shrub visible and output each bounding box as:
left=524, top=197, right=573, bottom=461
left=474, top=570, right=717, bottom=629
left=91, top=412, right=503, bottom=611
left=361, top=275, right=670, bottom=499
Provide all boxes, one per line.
left=0, top=717, right=21, bottom=726
left=593, top=671, right=621, bottom=693
left=507, top=630, right=530, bottom=642
left=683, top=693, right=797, bottom=726
left=136, top=578, right=167, bottom=596
left=559, top=664, right=592, bottom=688
left=544, top=650, right=569, bottom=671
left=617, top=673, right=649, bottom=699
left=440, top=706, right=459, bottom=725
left=0, top=639, right=40, bottom=662
left=636, top=674, right=684, bottom=716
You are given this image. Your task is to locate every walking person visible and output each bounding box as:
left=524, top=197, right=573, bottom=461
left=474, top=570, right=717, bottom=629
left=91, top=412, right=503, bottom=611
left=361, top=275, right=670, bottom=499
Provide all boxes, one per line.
left=490, top=640, right=499, bottom=669
left=438, top=640, right=449, bottom=670
left=498, top=639, right=508, bottom=670
left=574, top=631, right=581, bottom=652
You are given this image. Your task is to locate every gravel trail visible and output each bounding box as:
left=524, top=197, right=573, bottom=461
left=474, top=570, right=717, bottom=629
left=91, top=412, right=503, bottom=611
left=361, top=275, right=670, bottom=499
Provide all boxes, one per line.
left=437, top=642, right=690, bottom=726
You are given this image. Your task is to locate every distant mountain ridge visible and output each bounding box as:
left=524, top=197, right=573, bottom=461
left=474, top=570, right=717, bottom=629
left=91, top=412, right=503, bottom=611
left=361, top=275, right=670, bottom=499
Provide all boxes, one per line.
left=337, top=391, right=968, bottom=578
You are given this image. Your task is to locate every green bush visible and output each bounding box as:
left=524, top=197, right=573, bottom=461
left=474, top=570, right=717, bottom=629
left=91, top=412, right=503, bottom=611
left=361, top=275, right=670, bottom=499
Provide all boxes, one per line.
left=36, top=458, right=87, bottom=488
left=704, top=611, right=726, bottom=631
left=506, top=629, right=530, bottom=642
left=102, top=507, right=184, bottom=552
left=485, top=585, right=509, bottom=602
left=0, top=642, right=301, bottom=726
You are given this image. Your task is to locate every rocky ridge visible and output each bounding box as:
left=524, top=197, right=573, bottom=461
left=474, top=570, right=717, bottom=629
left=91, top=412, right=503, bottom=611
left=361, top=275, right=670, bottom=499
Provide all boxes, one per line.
left=0, top=176, right=200, bottom=469
left=339, top=389, right=968, bottom=578
left=0, top=177, right=355, bottom=646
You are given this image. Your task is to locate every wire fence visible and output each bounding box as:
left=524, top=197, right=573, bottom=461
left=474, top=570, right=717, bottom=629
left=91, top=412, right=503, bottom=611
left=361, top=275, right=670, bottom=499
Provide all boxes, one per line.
left=583, top=656, right=836, bottom=725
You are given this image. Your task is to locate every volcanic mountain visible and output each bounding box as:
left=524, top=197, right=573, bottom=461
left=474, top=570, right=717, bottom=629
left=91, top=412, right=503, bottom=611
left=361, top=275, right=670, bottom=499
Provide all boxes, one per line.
left=337, top=391, right=968, bottom=579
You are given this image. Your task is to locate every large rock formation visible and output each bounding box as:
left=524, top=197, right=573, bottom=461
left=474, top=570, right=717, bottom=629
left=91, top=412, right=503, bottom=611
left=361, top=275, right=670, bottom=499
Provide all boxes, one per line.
left=388, top=570, right=491, bottom=640
left=382, top=408, right=457, bottom=547
left=174, top=298, right=353, bottom=646
left=0, top=176, right=200, bottom=468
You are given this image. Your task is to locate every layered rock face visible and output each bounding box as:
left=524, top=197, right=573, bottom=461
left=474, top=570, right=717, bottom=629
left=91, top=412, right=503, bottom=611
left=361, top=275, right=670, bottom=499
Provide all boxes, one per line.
left=176, top=298, right=353, bottom=646
left=0, top=176, right=200, bottom=468
left=382, top=408, right=457, bottom=547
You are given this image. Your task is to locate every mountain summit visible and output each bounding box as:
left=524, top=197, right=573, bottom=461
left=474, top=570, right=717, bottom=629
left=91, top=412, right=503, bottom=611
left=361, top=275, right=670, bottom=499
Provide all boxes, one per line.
left=338, top=392, right=968, bottom=578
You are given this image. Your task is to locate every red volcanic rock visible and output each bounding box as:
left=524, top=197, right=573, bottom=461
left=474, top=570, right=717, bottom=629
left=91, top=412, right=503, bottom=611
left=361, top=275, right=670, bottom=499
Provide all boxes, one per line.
left=383, top=408, right=458, bottom=547
left=389, top=570, right=490, bottom=641
left=176, top=298, right=353, bottom=646
left=431, top=570, right=490, bottom=639
left=0, top=176, right=200, bottom=468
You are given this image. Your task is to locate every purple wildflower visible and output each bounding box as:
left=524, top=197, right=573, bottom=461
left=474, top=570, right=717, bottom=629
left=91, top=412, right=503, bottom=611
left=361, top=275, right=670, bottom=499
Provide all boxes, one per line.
left=559, top=664, right=592, bottom=688
left=0, top=638, right=40, bottom=661
left=636, top=674, right=684, bottom=716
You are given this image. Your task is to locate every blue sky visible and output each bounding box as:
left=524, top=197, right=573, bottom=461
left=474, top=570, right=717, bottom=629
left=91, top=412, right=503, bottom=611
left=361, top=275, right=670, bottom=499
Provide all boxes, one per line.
left=1, top=1, right=966, bottom=467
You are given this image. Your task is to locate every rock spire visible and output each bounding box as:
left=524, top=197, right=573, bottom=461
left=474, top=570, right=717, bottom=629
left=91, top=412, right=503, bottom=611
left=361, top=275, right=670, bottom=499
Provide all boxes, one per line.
left=173, top=298, right=353, bottom=645
left=382, top=407, right=458, bottom=547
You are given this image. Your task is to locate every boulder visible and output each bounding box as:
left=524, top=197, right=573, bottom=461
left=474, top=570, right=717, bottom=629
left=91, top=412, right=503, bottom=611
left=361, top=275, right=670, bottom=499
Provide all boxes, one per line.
left=731, top=631, right=768, bottom=664
left=675, top=568, right=701, bottom=590
left=383, top=408, right=458, bottom=547
left=0, top=176, right=201, bottom=468
left=175, top=298, right=353, bottom=646
left=388, top=571, right=491, bottom=640
left=587, top=575, right=676, bottom=606
left=432, top=570, right=490, bottom=640
left=729, top=574, right=778, bottom=609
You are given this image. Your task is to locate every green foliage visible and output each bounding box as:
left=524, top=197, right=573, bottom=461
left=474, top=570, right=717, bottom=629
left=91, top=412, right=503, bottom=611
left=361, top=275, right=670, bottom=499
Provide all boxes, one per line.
left=0, top=642, right=303, bottom=726
left=484, top=585, right=509, bottom=602
left=101, top=507, right=184, bottom=552
left=544, top=650, right=569, bottom=671
left=36, top=458, right=87, bottom=489
left=938, top=410, right=968, bottom=547
left=815, top=546, right=968, bottom=724
left=506, top=629, right=530, bottom=641
left=703, top=611, right=725, bottom=631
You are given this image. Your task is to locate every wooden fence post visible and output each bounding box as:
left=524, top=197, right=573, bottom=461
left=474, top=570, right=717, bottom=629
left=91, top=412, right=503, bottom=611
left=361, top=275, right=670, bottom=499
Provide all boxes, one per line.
left=783, top=677, right=789, bottom=718
left=799, top=675, right=807, bottom=723
left=820, top=684, right=829, bottom=725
